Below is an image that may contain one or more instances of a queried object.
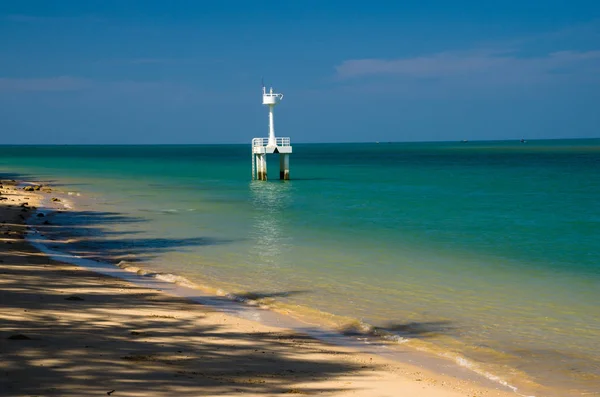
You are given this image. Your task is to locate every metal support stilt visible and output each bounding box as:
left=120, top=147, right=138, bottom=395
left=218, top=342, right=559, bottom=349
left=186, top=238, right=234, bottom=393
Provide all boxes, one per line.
left=279, top=153, right=289, bottom=180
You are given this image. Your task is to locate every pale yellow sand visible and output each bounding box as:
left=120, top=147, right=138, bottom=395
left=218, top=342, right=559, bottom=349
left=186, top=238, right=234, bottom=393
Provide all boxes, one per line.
left=0, top=182, right=515, bottom=397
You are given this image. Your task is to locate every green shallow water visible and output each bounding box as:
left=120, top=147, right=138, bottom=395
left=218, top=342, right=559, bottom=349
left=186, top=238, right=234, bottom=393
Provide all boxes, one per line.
left=2, top=139, right=599, bottom=395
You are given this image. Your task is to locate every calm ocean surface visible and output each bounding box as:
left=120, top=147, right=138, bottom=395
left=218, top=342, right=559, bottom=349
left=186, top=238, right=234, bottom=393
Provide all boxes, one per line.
left=2, top=140, right=599, bottom=395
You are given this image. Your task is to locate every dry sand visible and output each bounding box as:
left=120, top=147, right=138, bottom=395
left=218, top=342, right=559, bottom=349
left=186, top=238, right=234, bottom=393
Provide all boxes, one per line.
left=0, top=181, right=516, bottom=397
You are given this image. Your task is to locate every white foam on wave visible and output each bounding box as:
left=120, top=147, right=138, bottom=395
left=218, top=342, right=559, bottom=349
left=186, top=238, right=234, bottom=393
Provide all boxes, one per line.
left=440, top=353, right=534, bottom=397
left=52, top=196, right=74, bottom=210
left=224, top=292, right=261, bottom=306
left=381, top=333, right=410, bottom=344
left=352, top=319, right=531, bottom=394
left=116, top=261, right=199, bottom=289
left=153, top=273, right=198, bottom=289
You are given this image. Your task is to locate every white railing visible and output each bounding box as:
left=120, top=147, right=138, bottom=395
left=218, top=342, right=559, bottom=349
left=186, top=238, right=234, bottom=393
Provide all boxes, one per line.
left=263, top=93, right=284, bottom=100
left=252, top=137, right=291, bottom=147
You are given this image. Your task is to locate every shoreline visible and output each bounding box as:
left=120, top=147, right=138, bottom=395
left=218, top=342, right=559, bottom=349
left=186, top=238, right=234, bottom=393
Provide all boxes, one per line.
left=0, top=180, right=521, bottom=396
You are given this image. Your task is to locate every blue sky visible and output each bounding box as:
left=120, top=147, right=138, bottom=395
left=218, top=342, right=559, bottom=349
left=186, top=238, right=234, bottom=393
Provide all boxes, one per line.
left=1, top=1, right=599, bottom=144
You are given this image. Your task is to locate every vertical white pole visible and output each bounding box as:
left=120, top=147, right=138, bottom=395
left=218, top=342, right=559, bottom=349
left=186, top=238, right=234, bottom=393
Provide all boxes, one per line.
left=268, top=105, right=276, bottom=146
left=279, top=153, right=289, bottom=180
left=262, top=154, right=268, bottom=180
left=257, top=154, right=262, bottom=180
left=257, top=154, right=268, bottom=180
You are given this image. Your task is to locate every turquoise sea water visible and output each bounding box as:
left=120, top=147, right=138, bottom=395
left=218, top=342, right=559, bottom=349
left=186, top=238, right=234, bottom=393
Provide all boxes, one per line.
left=1, top=140, right=599, bottom=395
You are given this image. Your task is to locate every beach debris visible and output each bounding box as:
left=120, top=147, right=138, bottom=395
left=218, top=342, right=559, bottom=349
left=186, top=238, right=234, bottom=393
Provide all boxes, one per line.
left=37, top=213, right=45, bottom=217
left=51, top=197, right=60, bottom=202
left=121, top=354, right=155, bottom=361
left=22, top=185, right=45, bottom=191
left=107, top=390, right=116, bottom=395
left=7, top=334, right=31, bottom=340
left=65, top=295, right=85, bottom=301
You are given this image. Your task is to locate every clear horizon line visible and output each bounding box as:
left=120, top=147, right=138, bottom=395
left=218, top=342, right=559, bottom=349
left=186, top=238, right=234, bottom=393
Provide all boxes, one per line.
left=0, top=137, right=599, bottom=146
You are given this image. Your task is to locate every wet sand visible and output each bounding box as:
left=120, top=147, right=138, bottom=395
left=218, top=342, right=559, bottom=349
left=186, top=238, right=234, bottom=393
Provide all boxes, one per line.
left=0, top=180, right=516, bottom=396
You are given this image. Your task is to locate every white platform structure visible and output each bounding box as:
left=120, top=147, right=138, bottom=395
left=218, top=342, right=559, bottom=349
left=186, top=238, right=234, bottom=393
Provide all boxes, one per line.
left=252, top=86, right=292, bottom=181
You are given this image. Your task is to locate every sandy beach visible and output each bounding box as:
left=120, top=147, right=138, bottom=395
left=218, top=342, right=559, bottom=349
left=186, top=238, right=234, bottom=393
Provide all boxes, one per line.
left=0, top=180, right=517, bottom=397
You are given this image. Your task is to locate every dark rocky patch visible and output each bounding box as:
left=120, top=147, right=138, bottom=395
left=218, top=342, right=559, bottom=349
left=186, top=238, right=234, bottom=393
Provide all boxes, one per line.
left=7, top=334, right=32, bottom=340
left=65, top=296, right=85, bottom=301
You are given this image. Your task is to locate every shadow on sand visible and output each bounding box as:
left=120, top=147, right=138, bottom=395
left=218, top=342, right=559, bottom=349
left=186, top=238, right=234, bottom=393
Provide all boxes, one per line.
left=0, top=203, right=379, bottom=396
left=231, top=290, right=310, bottom=301
left=28, top=207, right=234, bottom=264
left=338, top=320, right=454, bottom=340
left=0, top=194, right=464, bottom=396
left=379, top=321, right=455, bottom=338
